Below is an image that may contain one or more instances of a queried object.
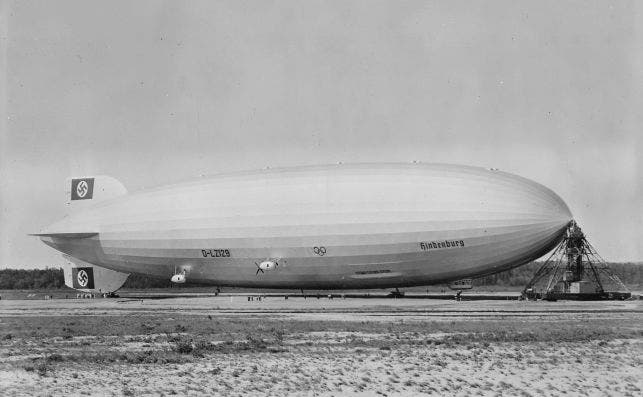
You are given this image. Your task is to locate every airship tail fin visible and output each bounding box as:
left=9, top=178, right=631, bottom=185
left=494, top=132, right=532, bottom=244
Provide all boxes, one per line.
left=65, top=175, right=127, bottom=211
left=62, top=255, right=129, bottom=295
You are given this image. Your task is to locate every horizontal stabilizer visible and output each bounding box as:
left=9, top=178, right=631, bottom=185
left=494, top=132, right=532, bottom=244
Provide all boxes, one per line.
left=29, top=232, right=98, bottom=239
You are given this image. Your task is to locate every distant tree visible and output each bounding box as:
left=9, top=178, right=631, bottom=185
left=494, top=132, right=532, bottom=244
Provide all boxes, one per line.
left=0, top=268, right=65, bottom=289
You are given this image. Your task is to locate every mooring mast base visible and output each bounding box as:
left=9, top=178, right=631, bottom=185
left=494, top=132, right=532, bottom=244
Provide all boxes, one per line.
left=522, top=221, right=630, bottom=301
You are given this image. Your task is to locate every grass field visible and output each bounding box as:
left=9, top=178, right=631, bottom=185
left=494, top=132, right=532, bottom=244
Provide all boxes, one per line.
left=0, top=298, right=641, bottom=396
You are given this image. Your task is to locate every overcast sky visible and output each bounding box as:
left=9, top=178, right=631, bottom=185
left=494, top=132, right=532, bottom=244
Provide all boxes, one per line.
left=1, top=1, right=641, bottom=268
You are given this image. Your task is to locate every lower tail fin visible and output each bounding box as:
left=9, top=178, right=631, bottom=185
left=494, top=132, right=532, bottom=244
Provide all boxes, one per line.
left=63, top=255, right=129, bottom=294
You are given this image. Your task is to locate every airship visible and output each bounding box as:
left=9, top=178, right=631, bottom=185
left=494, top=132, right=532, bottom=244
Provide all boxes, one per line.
left=34, top=163, right=573, bottom=294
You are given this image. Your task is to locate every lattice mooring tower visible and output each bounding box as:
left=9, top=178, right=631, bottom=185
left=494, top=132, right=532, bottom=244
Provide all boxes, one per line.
left=522, top=221, right=631, bottom=300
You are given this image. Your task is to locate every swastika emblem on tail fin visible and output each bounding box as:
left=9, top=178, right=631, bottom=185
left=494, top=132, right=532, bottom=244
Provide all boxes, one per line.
left=72, top=267, right=94, bottom=289
left=77, top=270, right=89, bottom=286
left=76, top=181, right=89, bottom=198
left=71, top=178, right=94, bottom=200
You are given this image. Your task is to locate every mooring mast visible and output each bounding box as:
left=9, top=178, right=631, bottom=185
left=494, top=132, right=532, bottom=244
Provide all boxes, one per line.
left=522, top=221, right=630, bottom=300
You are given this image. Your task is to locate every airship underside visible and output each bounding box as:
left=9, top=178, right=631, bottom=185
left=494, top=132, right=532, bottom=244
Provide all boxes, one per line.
left=36, top=163, right=572, bottom=291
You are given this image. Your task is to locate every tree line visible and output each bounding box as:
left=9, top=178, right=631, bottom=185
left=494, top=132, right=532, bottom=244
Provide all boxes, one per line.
left=475, top=261, right=642, bottom=287
left=0, top=262, right=640, bottom=290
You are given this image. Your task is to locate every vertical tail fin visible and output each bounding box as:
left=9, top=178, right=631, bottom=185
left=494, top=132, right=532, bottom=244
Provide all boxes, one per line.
left=65, top=175, right=127, bottom=211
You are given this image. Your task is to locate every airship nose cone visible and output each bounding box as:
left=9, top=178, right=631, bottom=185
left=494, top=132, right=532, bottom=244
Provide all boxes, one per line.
left=552, top=198, right=573, bottom=223
left=428, top=165, right=573, bottom=229
left=479, top=168, right=573, bottom=250
left=508, top=172, right=573, bottom=225
left=523, top=182, right=572, bottom=224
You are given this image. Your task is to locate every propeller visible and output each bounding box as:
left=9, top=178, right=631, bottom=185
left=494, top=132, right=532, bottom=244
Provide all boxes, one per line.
left=255, top=262, right=263, bottom=275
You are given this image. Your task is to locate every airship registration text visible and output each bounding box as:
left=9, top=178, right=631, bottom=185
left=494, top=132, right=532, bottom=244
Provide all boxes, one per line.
left=201, top=249, right=231, bottom=258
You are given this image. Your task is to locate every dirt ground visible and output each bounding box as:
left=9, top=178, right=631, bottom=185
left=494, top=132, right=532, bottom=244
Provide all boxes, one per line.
left=0, top=297, right=641, bottom=396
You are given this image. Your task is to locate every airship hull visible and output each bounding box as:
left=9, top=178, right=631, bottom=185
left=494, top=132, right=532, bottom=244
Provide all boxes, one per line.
left=39, top=164, right=572, bottom=289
